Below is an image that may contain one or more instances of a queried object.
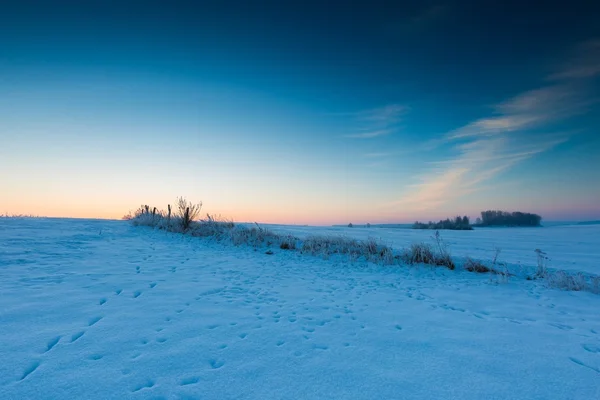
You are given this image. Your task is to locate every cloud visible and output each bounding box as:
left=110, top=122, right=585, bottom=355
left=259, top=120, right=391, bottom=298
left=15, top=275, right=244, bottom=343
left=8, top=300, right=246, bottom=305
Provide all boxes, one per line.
left=358, top=104, right=408, bottom=125
left=391, top=133, right=570, bottom=212
left=549, top=39, right=600, bottom=80
left=391, top=40, right=599, bottom=213
left=344, top=104, right=407, bottom=139
left=364, top=152, right=392, bottom=158
left=345, top=129, right=393, bottom=139
left=447, top=85, right=587, bottom=140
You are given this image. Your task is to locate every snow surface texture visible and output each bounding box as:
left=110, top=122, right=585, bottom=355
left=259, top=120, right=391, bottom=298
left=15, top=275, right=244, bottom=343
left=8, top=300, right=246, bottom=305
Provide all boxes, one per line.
left=1, top=218, right=599, bottom=399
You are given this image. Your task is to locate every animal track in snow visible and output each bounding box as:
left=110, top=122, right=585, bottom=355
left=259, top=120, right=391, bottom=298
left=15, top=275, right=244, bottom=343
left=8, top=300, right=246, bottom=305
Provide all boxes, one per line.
left=99, top=298, right=107, bottom=305
left=209, top=359, right=224, bottom=369
left=87, top=353, right=104, bottom=361
left=149, top=282, right=157, bottom=289
left=115, top=289, right=122, bottom=295
left=582, top=344, right=600, bottom=353
left=569, top=357, right=600, bottom=373
left=88, top=316, right=102, bottom=326
left=133, top=290, right=142, bottom=298
left=70, top=331, right=85, bottom=343
left=45, top=336, right=61, bottom=352
left=549, top=323, right=573, bottom=331
left=180, top=376, right=200, bottom=386
left=131, top=379, right=155, bottom=392
left=19, top=361, right=40, bottom=381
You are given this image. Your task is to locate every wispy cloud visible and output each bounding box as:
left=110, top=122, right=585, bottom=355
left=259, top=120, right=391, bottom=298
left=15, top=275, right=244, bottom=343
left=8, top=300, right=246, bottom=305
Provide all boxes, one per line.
left=345, top=129, right=393, bottom=139
left=391, top=40, right=598, bottom=213
left=363, top=152, right=392, bottom=158
left=343, top=104, right=407, bottom=139
left=549, top=39, right=600, bottom=80
left=447, top=85, right=587, bottom=140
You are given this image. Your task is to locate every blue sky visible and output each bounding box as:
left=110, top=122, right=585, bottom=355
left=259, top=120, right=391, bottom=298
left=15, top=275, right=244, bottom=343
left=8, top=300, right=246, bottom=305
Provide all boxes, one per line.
left=1, top=0, right=599, bottom=224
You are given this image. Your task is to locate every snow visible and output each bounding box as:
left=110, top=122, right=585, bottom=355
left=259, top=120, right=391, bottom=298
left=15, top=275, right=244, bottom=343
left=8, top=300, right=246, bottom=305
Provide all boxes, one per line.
left=1, top=218, right=599, bottom=399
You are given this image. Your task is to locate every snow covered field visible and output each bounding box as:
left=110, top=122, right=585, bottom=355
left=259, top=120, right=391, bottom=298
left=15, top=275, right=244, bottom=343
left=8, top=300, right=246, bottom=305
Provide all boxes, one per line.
left=1, top=218, right=599, bottom=399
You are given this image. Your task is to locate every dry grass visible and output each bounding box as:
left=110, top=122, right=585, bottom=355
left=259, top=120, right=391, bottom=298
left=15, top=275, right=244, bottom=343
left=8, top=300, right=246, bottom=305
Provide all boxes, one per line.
left=401, top=234, right=455, bottom=270
left=464, top=257, right=493, bottom=273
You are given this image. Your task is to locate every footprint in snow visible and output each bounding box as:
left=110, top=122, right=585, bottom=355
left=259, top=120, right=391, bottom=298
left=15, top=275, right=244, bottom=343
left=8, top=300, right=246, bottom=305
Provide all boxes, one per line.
left=209, top=359, right=224, bottom=369
left=19, top=361, right=40, bottom=381
left=44, top=336, right=61, bottom=353
left=582, top=344, right=600, bottom=353
left=70, top=331, right=85, bottom=343
left=131, top=380, right=155, bottom=392
left=569, top=357, right=600, bottom=373
left=180, top=376, right=200, bottom=386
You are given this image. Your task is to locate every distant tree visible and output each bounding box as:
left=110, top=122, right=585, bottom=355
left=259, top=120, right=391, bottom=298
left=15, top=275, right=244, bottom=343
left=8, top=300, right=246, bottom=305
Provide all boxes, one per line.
left=366, top=223, right=371, bottom=228
left=478, top=210, right=541, bottom=227
left=348, top=223, right=353, bottom=228
left=412, top=216, right=473, bottom=230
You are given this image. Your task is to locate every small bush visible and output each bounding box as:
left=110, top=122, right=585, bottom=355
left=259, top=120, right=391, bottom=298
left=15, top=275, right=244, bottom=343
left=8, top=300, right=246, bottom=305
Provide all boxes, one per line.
left=464, top=257, right=492, bottom=273
left=279, top=235, right=297, bottom=250
left=403, top=243, right=436, bottom=264
left=591, top=276, right=600, bottom=294
left=534, top=249, right=549, bottom=278
left=401, top=232, right=455, bottom=270
left=547, top=271, right=587, bottom=291
left=177, top=197, right=202, bottom=231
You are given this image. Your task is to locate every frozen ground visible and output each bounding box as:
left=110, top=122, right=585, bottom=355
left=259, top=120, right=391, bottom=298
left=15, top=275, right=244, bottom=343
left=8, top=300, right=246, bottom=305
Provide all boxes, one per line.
left=0, top=218, right=599, bottom=399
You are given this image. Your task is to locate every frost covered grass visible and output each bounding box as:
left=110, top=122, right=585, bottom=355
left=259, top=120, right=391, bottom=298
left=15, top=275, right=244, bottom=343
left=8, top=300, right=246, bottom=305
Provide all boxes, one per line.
left=127, top=199, right=600, bottom=294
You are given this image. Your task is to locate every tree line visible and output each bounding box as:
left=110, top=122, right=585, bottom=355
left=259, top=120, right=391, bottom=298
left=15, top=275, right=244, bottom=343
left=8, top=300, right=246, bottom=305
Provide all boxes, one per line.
left=413, top=216, right=473, bottom=230
left=413, top=210, right=542, bottom=230
left=475, top=210, right=542, bottom=227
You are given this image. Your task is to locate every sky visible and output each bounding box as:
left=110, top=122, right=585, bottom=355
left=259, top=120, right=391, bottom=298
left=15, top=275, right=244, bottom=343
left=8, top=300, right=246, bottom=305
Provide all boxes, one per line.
left=1, top=0, right=599, bottom=225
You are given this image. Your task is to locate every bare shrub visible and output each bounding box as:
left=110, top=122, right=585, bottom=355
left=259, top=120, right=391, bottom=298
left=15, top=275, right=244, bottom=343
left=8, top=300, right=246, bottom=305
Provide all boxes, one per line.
left=130, top=205, right=164, bottom=227
left=177, top=197, right=202, bottom=231
left=432, top=231, right=455, bottom=270
left=534, top=249, right=549, bottom=278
